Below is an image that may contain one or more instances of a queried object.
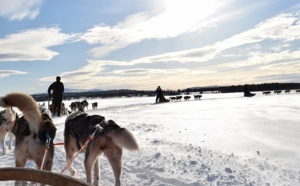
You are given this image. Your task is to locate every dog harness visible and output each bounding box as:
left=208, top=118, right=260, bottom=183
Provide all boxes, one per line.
left=69, top=114, right=103, bottom=150
left=0, top=111, right=6, bottom=124
left=0, top=110, right=14, bottom=124
left=0, top=110, right=16, bottom=126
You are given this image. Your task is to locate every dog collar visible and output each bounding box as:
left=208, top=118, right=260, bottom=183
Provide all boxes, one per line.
left=8, top=120, right=14, bottom=125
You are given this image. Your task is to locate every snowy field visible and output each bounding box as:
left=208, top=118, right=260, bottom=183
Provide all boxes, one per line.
left=0, top=91, right=300, bottom=185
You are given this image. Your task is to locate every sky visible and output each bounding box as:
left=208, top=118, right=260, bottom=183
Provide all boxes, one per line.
left=1, top=0, right=300, bottom=95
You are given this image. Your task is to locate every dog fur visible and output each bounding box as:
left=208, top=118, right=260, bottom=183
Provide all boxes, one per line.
left=69, top=101, right=85, bottom=112
left=39, top=105, right=52, bottom=117
left=0, top=107, right=16, bottom=154
left=64, top=111, right=139, bottom=186
left=0, top=92, right=41, bottom=134
left=13, top=113, right=56, bottom=170
left=0, top=92, right=56, bottom=171
left=92, top=102, right=98, bottom=110
left=69, top=101, right=78, bottom=112
left=81, top=100, right=89, bottom=110
left=263, top=91, right=271, bottom=95
left=48, top=102, right=69, bottom=116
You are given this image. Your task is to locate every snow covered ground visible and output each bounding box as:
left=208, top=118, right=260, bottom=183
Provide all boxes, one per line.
left=0, top=91, right=300, bottom=185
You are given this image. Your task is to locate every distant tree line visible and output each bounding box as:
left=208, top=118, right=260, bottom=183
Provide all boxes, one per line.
left=32, top=82, right=300, bottom=102
left=183, top=82, right=300, bottom=93
left=32, top=89, right=156, bottom=102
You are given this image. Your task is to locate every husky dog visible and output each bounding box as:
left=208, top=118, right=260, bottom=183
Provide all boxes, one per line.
left=49, top=102, right=69, bottom=116
left=92, top=102, right=98, bottom=110
left=64, top=111, right=139, bottom=186
left=81, top=100, right=89, bottom=111
left=0, top=107, right=16, bottom=154
left=69, top=102, right=78, bottom=112
left=39, top=105, right=52, bottom=117
left=69, top=101, right=85, bottom=112
left=263, top=91, right=271, bottom=95
left=0, top=92, right=56, bottom=171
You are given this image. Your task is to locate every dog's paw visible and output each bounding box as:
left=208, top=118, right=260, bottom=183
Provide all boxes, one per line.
left=2, top=146, right=7, bottom=155
left=93, top=181, right=99, bottom=186
left=70, top=168, right=77, bottom=176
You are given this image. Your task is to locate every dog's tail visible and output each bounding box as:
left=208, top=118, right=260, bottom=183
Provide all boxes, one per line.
left=0, top=92, right=41, bottom=134
left=108, top=127, right=139, bottom=151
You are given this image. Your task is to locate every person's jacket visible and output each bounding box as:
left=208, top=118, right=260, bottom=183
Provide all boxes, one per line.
left=156, top=87, right=163, bottom=94
left=48, top=81, right=64, bottom=98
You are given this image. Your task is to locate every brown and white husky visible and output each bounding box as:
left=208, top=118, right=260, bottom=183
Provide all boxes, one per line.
left=64, top=111, right=139, bottom=186
left=0, top=107, right=16, bottom=154
left=0, top=92, right=56, bottom=171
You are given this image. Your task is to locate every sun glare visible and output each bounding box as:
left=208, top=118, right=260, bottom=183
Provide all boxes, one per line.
left=165, top=0, right=220, bottom=20
left=157, top=0, right=222, bottom=33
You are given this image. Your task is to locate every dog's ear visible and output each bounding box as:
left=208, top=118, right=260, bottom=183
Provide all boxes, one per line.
left=99, top=115, right=105, bottom=122
left=107, top=120, right=117, bottom=126
left=15, top=113, right=19, bottom=120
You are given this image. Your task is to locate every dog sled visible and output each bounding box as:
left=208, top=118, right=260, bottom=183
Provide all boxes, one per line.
left=0, top=167, right=92, bottom=185
left=244, top=92, right=256, bottom=97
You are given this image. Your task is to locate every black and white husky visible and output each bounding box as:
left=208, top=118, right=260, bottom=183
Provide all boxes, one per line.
left=0, top=92, right=56, bottom=171
left=64, top=111, right=139, bottom=186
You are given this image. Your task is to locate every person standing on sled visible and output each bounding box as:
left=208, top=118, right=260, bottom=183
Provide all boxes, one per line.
left=155, top=86, right=169, bottom=103
left=244, top=84, right=255, bottom=97
left=48, top=76, right=64, bottom=116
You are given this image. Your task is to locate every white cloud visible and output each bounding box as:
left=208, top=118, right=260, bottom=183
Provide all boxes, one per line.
left=81, top=0, right=227, bottom=57
left=0, top=70, right=27, bottom=79
left=223, top=50, right=300, bottom=68
left=131, top=11, right=300, bottom=64
left=40, top=60, right=109, bottom=83
left=40, top=49, right=300, bottom=90
left=0, top=0, right=44, bottom=20
left=40, top=59, right=184, bottom=89
left=132, top=46, right=219, bottom=64
left=0, top=27, right=78, bottom=61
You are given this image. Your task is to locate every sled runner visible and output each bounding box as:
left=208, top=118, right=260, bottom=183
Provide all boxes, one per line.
left=244, top=93, right=256, bottom=97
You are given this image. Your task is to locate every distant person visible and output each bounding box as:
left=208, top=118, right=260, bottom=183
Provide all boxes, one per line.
left=244, top=84, right=255, bottom=97
left=156, top=86, right=163, bottom=103
left=48, top=76, right=64, bottom=116
left=155, top=86, right=169, bottom=103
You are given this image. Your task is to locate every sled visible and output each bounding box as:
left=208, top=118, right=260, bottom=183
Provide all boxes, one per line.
left=0, top=167, right=92, bottom=185
left=244, top=93, right=256, bottom=97
left=153, top=101, right=168, bottom=105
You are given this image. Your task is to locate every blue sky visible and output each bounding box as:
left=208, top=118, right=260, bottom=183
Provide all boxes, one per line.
left=1, top=0, right=300, bottom=95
